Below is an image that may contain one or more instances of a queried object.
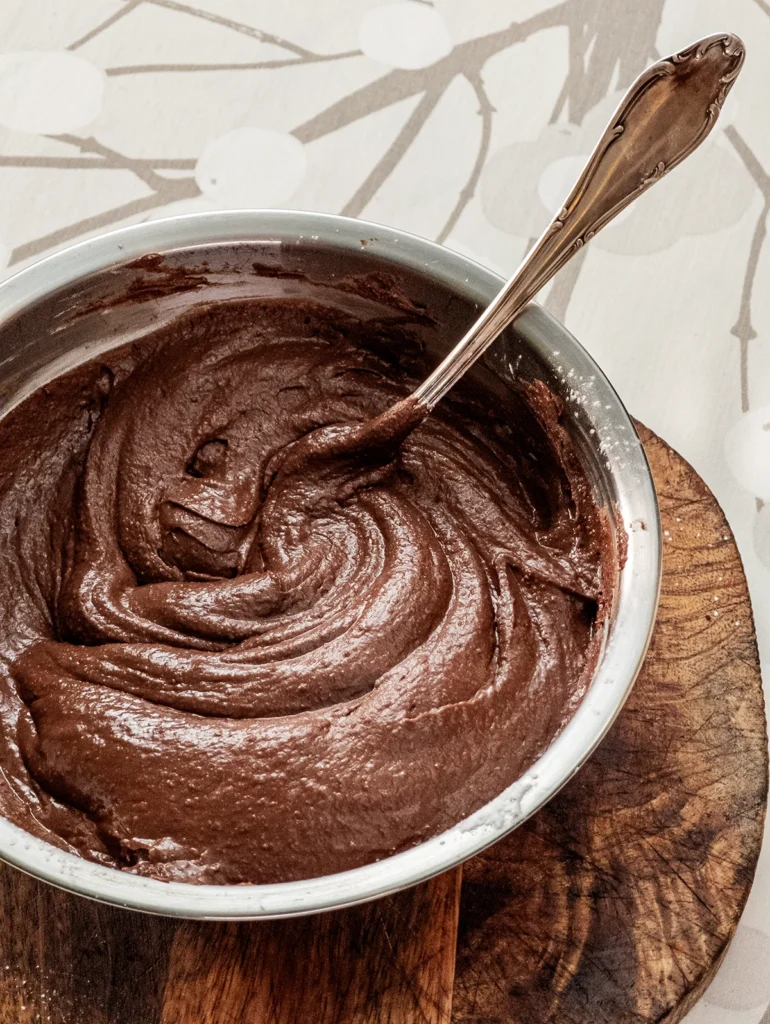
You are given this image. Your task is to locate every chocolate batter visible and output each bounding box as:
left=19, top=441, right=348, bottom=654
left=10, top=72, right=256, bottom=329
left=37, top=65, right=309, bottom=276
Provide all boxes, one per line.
left=0, top=290, right=609, bottom=884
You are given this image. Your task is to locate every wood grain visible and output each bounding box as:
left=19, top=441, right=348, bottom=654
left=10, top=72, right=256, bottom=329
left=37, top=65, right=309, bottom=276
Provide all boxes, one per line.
left=0, top=427, right=765, bottom=1024
left=452, top=427, right=768, bottom=1023
left=159, top=868, right=460, bottom=1024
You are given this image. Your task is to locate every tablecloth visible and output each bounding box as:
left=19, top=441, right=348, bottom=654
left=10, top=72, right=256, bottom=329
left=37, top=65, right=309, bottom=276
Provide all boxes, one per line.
left=0, top=1, right=767, bottom=1019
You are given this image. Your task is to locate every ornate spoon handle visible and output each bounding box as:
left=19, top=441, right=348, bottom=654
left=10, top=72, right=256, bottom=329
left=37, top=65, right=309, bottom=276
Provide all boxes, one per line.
left=413, top=33, right=745, bottom=410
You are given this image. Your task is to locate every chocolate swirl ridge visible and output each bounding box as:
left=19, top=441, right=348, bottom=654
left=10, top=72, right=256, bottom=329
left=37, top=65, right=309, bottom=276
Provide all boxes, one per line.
left=2, top=296, right=607, bottom=883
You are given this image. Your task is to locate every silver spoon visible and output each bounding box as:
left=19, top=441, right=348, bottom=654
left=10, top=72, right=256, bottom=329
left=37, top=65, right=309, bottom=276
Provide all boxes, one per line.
left=410, top=33, right=745, bottom=413
left=276, top=34, right=745, bottom=475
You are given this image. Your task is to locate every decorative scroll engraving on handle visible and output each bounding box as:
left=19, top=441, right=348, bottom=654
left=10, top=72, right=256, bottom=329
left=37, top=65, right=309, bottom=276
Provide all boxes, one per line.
left=413, top=33, right=745, bottom=411
left=641, top=162, right=666, bottom=187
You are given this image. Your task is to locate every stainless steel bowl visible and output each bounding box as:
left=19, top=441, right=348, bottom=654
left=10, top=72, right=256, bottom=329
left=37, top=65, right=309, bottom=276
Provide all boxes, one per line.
left=0, top=211, right=661, bottom=918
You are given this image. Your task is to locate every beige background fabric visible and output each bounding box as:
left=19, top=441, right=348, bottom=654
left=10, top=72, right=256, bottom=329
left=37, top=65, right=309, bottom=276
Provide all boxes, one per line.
left=0, top=1, right=767, bottom=1017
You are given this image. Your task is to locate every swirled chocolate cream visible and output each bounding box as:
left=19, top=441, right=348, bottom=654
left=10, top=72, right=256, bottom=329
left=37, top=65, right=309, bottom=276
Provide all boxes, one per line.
left=0, top=288, right=610, bottom=883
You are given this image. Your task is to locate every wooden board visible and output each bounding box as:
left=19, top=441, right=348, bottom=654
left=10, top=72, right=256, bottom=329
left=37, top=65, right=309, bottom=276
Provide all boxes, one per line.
left=451, top=426, right=768, bottom=1023
left=0, top=427, right=765, bottom=1024
left=159, top=870, right=461, bottom=1024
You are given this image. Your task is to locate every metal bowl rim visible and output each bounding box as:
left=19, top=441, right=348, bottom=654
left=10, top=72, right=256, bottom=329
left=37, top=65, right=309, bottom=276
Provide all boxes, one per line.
left=0, top=209, right=661, bottom=919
